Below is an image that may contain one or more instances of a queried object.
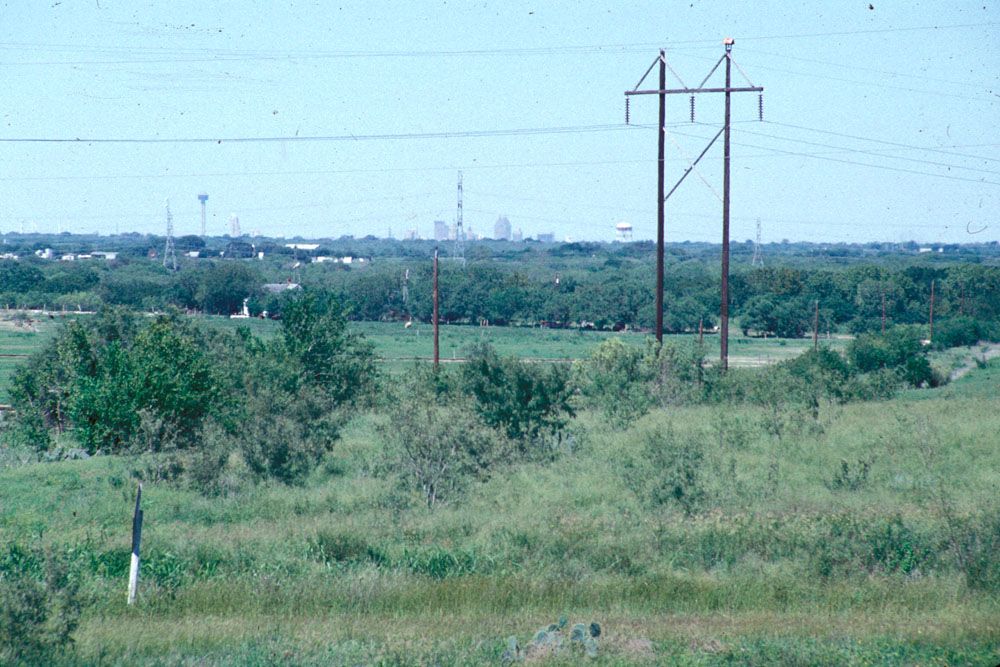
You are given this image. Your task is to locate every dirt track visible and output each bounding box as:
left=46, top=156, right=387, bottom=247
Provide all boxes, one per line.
left=948, top=343, right=1000, bottom=382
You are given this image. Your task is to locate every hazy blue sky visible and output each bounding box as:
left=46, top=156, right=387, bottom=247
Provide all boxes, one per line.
left=1, top=1, right=997, bottom=244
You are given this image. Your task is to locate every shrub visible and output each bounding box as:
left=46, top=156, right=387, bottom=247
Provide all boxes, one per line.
left=308, top=530, right=385, bottom=567
left=461, top=343, right=574, bottom=448
left=0, top=544, right=81, bottom=664
left=573, top=337, right=654, bottom=425
left=624, top=422, right=706, bottom=516
left=381, top=379, right=509, bottom=509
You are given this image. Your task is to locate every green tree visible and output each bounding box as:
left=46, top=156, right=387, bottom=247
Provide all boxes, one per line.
left=196, top=261, right=260, bottom=315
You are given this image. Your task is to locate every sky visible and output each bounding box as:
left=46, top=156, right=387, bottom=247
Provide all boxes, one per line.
left=0, top=1, right=997, bottom=245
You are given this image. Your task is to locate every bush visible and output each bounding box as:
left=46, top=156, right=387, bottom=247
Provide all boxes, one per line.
left=0, top=544, right=81, bottom=664
left=382, top=375, right=509, bottom=509
left=624, top=421, right=706, bottom=516
left=931, top=316, right=982, bottom=349
left=460, top=343, right=574, bottom=448
left=308, top=529, right=385, bottom=567
left=573, top=337, right=654, bottom=425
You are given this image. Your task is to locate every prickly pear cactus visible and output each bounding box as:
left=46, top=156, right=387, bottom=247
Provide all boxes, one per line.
left=505, top=618, right=600, bottom=661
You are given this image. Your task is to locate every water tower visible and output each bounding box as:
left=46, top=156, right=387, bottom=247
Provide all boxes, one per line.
left=615, top=221, right=633, bottom=242
left=198, top=193, right=209, bottom=236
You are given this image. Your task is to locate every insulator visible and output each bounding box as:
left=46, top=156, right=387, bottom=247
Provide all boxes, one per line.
left=625, top=97, right=630, bottom=125
left=690, top=95, right=695, bottom=123
left=758, top=94, right=763, bottom=121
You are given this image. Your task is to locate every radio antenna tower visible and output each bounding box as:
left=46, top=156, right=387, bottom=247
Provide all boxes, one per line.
left=454, top=171, right=466, bottom=267
left=752, top=218, right=764, bottom=267
left=163, top=199, right=178, bottom=272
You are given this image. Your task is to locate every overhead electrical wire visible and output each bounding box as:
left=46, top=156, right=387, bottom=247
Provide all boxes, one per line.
left=0, top=124, right=630, bottom=144
left=1, top=21, right=994, bottom=65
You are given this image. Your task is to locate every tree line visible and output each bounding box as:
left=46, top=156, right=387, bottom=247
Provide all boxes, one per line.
left=3, top=245, right=1000, bottom=340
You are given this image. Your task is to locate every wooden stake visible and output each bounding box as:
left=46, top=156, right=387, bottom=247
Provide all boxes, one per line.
left=127, top=484, right=143, bottom=605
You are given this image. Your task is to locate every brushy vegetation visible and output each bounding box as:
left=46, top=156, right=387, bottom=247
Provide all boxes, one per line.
left=1, top=292, right=999, bottom=664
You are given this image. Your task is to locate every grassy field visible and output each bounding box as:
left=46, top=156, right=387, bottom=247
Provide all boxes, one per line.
left=0, top=313, right=843, bottom=402
left=2, top=352, right=999, bottom=664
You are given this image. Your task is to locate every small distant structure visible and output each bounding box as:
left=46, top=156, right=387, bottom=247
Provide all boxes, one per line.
left=230, top=298, right=251, bottom=319
left=536, top=232, right=555, bottom=243
left=262, top=279, right=302, bottom=295
left=494, top=215, right=512, bottom=241
left=434, top=220, right=450, bottom=242
left=615, top=221, right=633, bottom=242
left=198, top=193, right=208, bottom=236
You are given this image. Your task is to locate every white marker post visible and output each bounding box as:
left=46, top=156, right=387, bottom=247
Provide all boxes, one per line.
left=127, top=484, right=143, bottom=605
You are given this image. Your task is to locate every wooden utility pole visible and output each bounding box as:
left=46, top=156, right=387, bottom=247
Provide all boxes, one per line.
left=656, top=50, right=666, bottom=346
left=433, top=250, right=439, bottom=369
left=929, top=279, right=935, bottom=342
left=720, top=43, right=732, bottom=370
left=813, top=300, right=819, bottom=350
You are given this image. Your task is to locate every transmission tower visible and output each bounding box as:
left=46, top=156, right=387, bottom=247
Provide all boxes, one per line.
left=625, top=38, right=763, bottom=370
left=752, top=218, right=764, bottom=267
left=163, top=199, right=178, bottom=272
left=454, top=171, right=466, bottom=267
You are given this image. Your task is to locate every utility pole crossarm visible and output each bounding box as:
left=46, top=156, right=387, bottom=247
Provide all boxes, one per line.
left=625, top=86, right=762, bottom=96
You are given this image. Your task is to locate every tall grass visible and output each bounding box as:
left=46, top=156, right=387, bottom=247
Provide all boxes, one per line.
left=2, top=363, right=999, bottom=663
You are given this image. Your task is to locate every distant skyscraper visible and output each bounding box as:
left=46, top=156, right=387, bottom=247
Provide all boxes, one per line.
left=494, top=215, right=512, bottom=241
left=434, top=220, right=449, bottom=241
left=512, top=228, right=523, bottom=242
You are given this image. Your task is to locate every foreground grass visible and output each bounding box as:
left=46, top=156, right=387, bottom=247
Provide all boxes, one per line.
left=2, top=363, right=999, bottom=664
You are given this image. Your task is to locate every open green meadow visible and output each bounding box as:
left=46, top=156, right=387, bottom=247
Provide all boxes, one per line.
left=0, top=313, right=844, bottom=402
left=2, top=351, right=998, bottom=664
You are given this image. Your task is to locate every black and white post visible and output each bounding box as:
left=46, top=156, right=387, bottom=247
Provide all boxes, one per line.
left=128, top=484, right=143, bottom=605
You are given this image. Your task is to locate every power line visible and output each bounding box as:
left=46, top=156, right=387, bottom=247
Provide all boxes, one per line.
left=0, top=123, right=630, bottom=144
left=733, top=126, right=1000, bottom=177
left=634, top=123, right=1000, bottom=185
left=760, top=120, right=1000, bottom=163
left=3, top=22, right=992, bottom=65
left=737, top=46, right=991, bottom=91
